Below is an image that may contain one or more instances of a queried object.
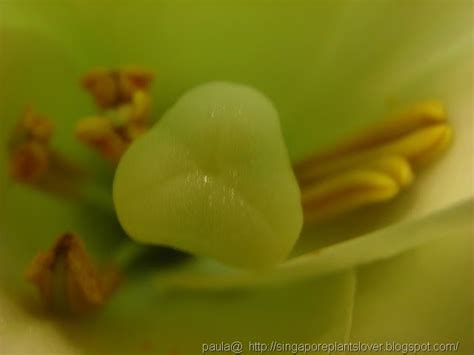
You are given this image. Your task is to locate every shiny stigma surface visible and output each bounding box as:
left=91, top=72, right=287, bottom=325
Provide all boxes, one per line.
left=113, top=82, right=303, bottom=269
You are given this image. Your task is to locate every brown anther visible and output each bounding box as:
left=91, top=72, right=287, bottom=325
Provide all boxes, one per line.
left=26, top=233, right=119, bottom=314
left=8, top=108, right=55, bottom=183
left=123, top=122, right=149, bottom=141
left=81, top=66, right=154, bottom=109
left=9, top=141, right=50, bottom=183
left=81, top=68, right=120, bottom=109
left=9, top=107, right=54, bottom=147
left=118, top=66, right=154, bottom=103
left=8, top=107, right=85, bottom=193
left=78, top=66, right=154, bottom=163
left=21, top=106, right=55, bottom=143
left=76, top=116, right=128, bottom=164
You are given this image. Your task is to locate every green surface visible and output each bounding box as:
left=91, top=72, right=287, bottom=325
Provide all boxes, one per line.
left=114, top=82, right=302, bottom=269
left=0, top=1, right=472, bottom=354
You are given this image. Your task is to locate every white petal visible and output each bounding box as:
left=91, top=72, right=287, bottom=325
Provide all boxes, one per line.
left=350, top=214, right=473, bottom=350
left=0, top=271, right=355, bottom=354
left=0, top=291, right=82, bottom=355
left=153, top=198, right=472, bottom=290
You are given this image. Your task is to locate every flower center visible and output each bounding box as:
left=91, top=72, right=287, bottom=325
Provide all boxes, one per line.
left=6, top=67, right=452, bottom=313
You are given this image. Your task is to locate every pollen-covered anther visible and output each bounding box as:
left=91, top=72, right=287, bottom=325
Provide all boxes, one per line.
left=302, top=169, right=401, bottom=223
left=76, top=116, right=128, bottom=164
left=296, top=101, right=452, bottom=223
left=129, top=90, right=152, bottom=124
left=8, top=107, right=55, bottom=183
left=78, top=66, right=154, bottom=162
left=8, top=107, right=88, bottom=198
left=81, top=68, right=120, bottom=109
left=364, top=155, right=414, bottom=187
left=21, top=106, right=55, bottom=142
left=117, top=66, right=154, bottom=103
left=26, top=233, right=119, bottom=314
left=81, top=66, right=154, bottom=109
left=9, top=141, right=50, bottom=183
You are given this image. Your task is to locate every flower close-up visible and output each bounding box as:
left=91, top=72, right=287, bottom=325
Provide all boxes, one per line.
left=0, top=1, right=472, bottom=354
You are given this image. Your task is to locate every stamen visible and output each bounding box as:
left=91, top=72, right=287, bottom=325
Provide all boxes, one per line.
left=78, top=67, right=154, bottom=163
left=364, top=155, right=413, bottom=187
left=9, top=141, right=50, bottom=183
left=81, top=68, right=120, bottom=109
left=296, top=101, right=452, bottom=223
left=302, top=170, right=399, bottom=223
left=81, top=66, right=154, bottom=109
left=129, top=90, right=152, bottom=124
left=117, top=66, right=154, bottom=103
left=20, top=106, right=54, bottom=143
left=26, top=233, right=119, bottom=314
left=8, top=107, right=54, bottom=183
left=297, top=126, right=449, bottom=185
left=76, top=116, right=128, bottom=164
left=8, top=107, right=114, bottom=211
left=295, top=100, right=446, bottom=173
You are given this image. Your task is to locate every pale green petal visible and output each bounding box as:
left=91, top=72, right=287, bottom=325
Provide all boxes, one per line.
left=0, top=1, right=472, bottom=353
left=350, top=215, right=473, bottom=353
left=0, top=290, right=82, bottom=355
left=153, top=198, right=472, bottom=290
left=1, top=271, right=356, bottom=354
left=1, top=0, right=470, bottom=158
left=1, top=0, right=470, bottom=214
left=347, top=44, right=474, bottom=223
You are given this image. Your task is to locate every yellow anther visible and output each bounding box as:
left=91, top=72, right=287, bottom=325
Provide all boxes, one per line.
left=296, top=101, right=448, bottom=181
left=26, top=233, right=119, bottom=314
left=302, top=170, right=399, bottom=223
left=76, top=116, right=128, bottom=164
left=78, top=67, right=154, bottom=163
left=297, top=123, right=451, bottom=185
left=105, top=91, right=152, bottom=127
left=388, top=124, right=453, bottom=166
left=296, top=101, right=453, bottom=223
left=130, top=90, right=152, bottom=123
left=296, top=101, right=446, bottom=171
left=364, top=155, right=414, bottom=187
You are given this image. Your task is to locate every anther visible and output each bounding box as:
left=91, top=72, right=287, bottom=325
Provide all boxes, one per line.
left=77, top=67, right=155, bottom=163
left=26, top=233, right=119, bottom=314
left=76, top=116, right=128, bottom=164
left=296, top=101, right=452, bottom=223
left=302, top=170, right=399, bottom=223
left=8, top=107, right=54, bottom=183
